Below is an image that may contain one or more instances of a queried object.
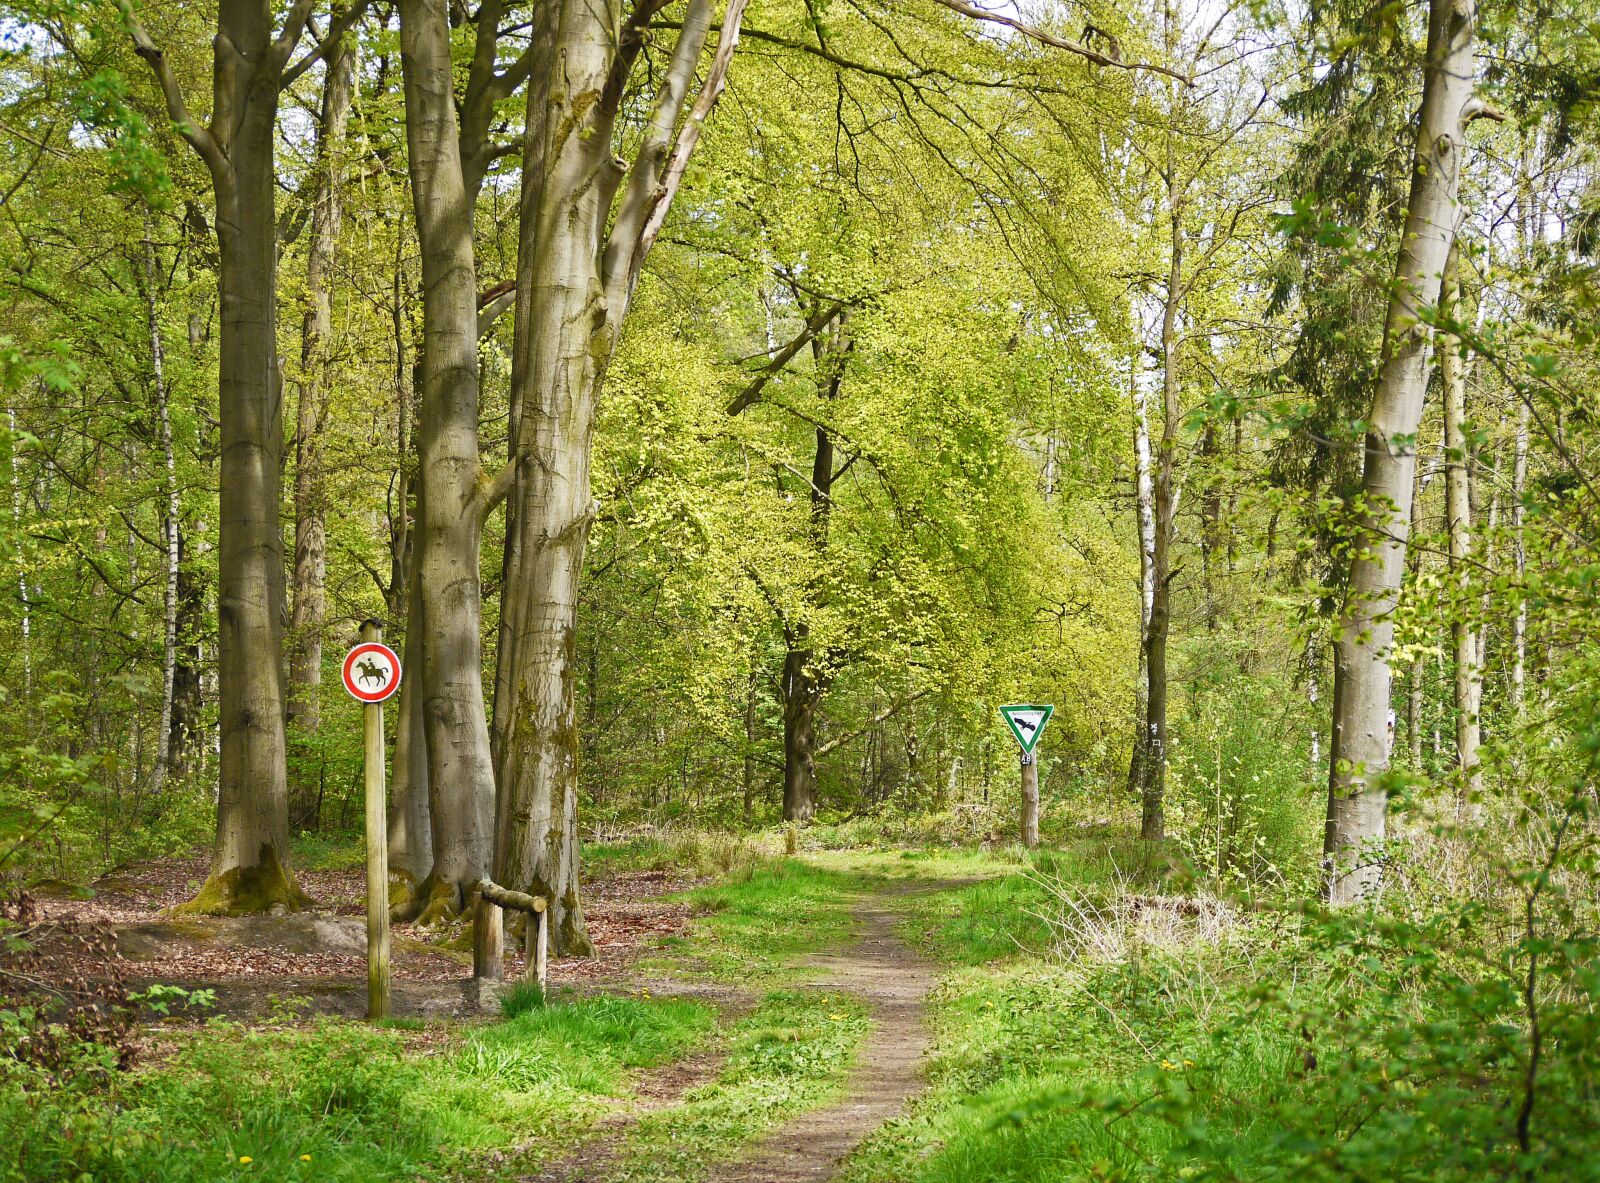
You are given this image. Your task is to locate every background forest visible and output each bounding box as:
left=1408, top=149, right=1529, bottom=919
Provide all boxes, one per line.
left=0, top=0, right=1598, bottom=1180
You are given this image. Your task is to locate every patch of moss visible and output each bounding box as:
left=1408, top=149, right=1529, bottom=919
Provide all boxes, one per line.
left=26, top=877, right=94, bottom=899
left=396, top=934, right=471, bottom=967
left=160, top=919, right=220, bottom=942
left=170, top=843, right=313, bottom=917
left=412, top=872, right=465, bottom=927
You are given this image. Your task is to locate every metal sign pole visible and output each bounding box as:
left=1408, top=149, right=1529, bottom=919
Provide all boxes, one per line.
left=360, top=619, right=391, bottom=1020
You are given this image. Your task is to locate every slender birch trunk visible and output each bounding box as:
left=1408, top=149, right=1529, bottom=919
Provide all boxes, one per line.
left=1324, top=0, right=1493, bottom=903
left=142, top=238, right=180, bottom=794
left=1140, top=195, right=1184, bottom=843
left=1510, top=400, right=1529, bottom=711
left=1441, top=246, right=1482, bottom=799
left=1127, top=352, right=1156, bottom=800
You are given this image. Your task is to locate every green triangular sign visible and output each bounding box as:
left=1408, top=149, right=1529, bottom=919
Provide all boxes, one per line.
left=1000, top=703, right=1053, bottom=755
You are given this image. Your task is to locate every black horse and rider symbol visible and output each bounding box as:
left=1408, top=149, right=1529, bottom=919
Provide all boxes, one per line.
left=355, top=657, right=390, bottom=689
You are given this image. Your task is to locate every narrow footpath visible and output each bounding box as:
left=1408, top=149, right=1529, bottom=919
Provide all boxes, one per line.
left=707, top=883, right=941, bottom=1182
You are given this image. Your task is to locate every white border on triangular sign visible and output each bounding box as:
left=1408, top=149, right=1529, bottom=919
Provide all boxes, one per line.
left=1000, top=703, right=1053, bottom=755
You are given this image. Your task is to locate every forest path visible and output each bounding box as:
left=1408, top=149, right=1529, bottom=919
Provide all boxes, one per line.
left=703, top=878, right=947, bottom=1183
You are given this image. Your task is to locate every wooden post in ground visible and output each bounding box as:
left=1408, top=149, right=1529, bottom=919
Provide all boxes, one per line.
left=361, top=619, right=391, bottom=1020
left=523, top=897, right=549, bottom=996
left=475, top=893, right=504, bottom=981
left=1020, top=751, right=1039, bottom=848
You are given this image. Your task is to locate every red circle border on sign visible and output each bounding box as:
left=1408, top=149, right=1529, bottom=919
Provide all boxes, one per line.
left=343, top=642, right=402, bottom=704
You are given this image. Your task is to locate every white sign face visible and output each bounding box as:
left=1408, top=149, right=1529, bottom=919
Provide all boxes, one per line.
left=1000, top=703, right=1054, bottom=755
left=343, top=642, right=402, bottom=704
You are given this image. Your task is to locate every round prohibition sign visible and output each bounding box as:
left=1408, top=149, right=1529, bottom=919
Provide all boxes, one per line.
left=343, top=642, right=402, bottom=704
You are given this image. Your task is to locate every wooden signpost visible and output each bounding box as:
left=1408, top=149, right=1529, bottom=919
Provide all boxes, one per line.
left=343, top=622, right=401, bottom=1020
left=1000, top=704, right=1053, bottom=848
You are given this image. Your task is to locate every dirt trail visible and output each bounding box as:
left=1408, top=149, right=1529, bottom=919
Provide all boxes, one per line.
left=706, top=881, right=946, bottom=1183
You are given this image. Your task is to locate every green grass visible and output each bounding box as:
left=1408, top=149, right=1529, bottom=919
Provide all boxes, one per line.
left=0, top=995, right=714, bottom=1183
left=643, top=858, right=871, bottom=982
left=609, top=988, right=872, bottom=1182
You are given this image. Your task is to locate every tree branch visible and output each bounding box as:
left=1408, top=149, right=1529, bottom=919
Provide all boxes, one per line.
left=602, top=0, right=716, bottom=311
left=726, top=299, right=847, bottom=415
left=477, top=455, right=520, bottom=524
left=816, top=690, right=931, bottom=757
left=927, top=0, right=1190, bottom=84
left=116, top=2, right=228, bottom=180
left=282, top=0, right=374, bottom=88
left=268, top=0, right=320, bottom=78
left=634, top=0, right=751, bottom=264
left=477, top=281, right=517, bottom=339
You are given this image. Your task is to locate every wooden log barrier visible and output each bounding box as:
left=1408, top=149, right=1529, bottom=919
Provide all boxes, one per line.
left=472, top=879, right=549, bottom=996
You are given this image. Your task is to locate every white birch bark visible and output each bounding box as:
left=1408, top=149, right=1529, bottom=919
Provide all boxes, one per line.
left=1441, top=246, right=1482, bottom=799
left=143, top=238, right=180, bottom=794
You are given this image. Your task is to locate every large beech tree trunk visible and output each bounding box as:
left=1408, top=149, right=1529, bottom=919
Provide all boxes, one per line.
left=396, top=0, right=497, bottom=920
left=493, top=0, right=747, bottom=956
left=127, top=0, right=326, bottom=914
left=1441, top=246, right=1482, bottom=800
left=287, top=26, right=354, bottom=745
left=1324, top=0, right=1492, bottom=903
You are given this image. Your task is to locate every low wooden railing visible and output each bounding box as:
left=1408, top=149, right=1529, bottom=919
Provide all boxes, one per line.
left=472, top=878, right=548, bottom=995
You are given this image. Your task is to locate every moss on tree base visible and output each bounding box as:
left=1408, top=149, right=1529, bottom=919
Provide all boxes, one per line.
left=412, top=871, right=467, bottom=928
left=388, top=868, right=424, bottom=923
left=172, top=844, right=313, bottom=916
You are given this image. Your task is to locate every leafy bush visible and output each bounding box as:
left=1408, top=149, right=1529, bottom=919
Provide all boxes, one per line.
left=1167, top=672, right=1321, bottom=888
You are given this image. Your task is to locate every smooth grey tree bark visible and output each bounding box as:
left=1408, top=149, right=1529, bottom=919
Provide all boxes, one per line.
left=123, top=0, right=364, bottom=912
left=489, top=0, right=749, bottom=955
left=287, top=19, right=355, bottom=747
left=394, top=0, right=530, bottom=922
left=1324, top=0, right=1498, bottom=903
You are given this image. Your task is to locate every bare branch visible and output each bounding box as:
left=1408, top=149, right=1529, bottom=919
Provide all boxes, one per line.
left=478, top=282, right=517, bottom=339
left=726, top=300, right=848, bottom=415
left=602, top=0, right=716, bottom=311
left=477, top=455, right=520, bottom=524
left=816, top=690, right=931, bottom=757
left=282, top=0, right=374, bottom=88
left=268, top=0, right=320, bottom=77
left=927, top=0, right=1190, bottom=84
left=635, top=0, right=750, bottom=266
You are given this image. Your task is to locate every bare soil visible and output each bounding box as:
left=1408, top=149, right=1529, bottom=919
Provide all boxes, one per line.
left=22, top=858, right=701, bottom=1019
